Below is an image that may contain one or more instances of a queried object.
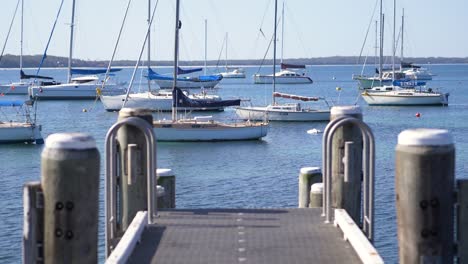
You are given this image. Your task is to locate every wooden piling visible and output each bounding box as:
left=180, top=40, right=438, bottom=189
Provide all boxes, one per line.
left=23, top=182, right=44, bottom=264
left=458, top=179, right=468, bottom=264
left=395, top=128, right=455, bottom=263
left=330, top=106, right=363, bottom=223
left=157, top=168, right=176, bottom=209
left=41, top=133, right=100, bottom=264
left=298, top=167, right=322, bottom=208
left=309, top=183, right=323, bottom=208
left=117, top=108, right=154, bottom=231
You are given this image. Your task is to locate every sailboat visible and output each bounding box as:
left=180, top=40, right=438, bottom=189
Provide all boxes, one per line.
left=152, top=0, right=268, bottom=142
left=147, top=19, right=223, bottom=89
left=219, top=33, right=246, bottom=78
left=0, top=0, right=53, bottom=95
left=0, top=99, right=43, bottom=144
left=28, top=0, right=122, bottom=100
left=253, top=1, right=312, bottom=85
left=236, top=0, right=330, bottom=122
left=352, top=0, right=408, bottom=90
left=100, top=1, right=236, bottom=112
left=361, top=0, right=448, bottom=106
left=398, top=10, right=434, bottom=81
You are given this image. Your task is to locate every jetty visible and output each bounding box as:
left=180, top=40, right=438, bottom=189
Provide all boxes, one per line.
left=21, top=106, right=468, bottom=263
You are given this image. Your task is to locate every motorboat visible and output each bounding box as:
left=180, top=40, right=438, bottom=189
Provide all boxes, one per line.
left=254, top=68, right=313, bottom=84
left=220, top=67, right=246, bottom=78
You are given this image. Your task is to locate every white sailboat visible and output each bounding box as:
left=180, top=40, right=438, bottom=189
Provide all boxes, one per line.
left=253, top=1, right=313, bottom=85
left=219, top=33, right=246, bottom=78
left=0, top=99, right=43, bottom=144
left=101, top=89, right=228, bottom=112
left=152, top=0, right=268, bottom=142
left=361, top=0, right=448, bottom=106
left=100, top=2, right=235, bottom=112
left=237, top=0, right=330, bottom=122
left=0, top=0, right=48, bottom=95
left=28, top=0, right=122, bottom=100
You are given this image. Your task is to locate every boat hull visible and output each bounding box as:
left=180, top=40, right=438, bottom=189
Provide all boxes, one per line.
left=29, top=83, right=123, bottom=100
left=253, top=75, right=312, bottom=84
left=153, top=121, right=269, bottom=141
left=0, top=123, right=43, bottom=144
left=236, top=106, right=330, bottom=121
left=0, top=83, right=29, bottom=95
left=153, top=78, right=221, bottom=89
left=100, top=92, right=224, bottom=112
left=361, top=92, right=449, bottom=106
left=354, top=77, right=393, bottom=89
left=220, top=72, right=246, bottom=78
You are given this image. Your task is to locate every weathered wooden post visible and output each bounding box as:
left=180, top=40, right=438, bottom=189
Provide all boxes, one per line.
left=23, top=182, right=44, bottom=264
left=117, top=108, right=154, bottom=231
left=396, top=128, right=455, bottom=263
left=41, top=133, right=100, bottom=263
left=157, top=168, right=176, bottom=209
left=330, top=106, right=362, bottom=222
left=298, top=167, right=322, bottom=208
left=458, top=179, right=468, bottom=263
left=309, top=183, right=323, bottom=208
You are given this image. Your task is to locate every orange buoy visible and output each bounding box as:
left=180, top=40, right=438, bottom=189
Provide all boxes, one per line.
left=415, top=112, right=421, bottom=118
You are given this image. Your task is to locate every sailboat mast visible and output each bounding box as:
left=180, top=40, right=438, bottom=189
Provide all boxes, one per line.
left=147, top=0, right=151, bottom=92
left=225, top=32, right=228, bottom=69
left=392, top=0, right=396, bottom=82
left=204, top=19, right=207, bottom=75
left=272, top=0, right=278, bottom=104
left=68, top=0, right=76, bottom=83
left=378, top=0, right=383, bottom=81
left=400, top=8, right=404, bottom=71
left=280, top=0, right=284, bottom=65
left=374, top=20, right=378, bottom=70
left=20, top=0, right=23, bottom=72
left=172, top=0, right=181, bottom=121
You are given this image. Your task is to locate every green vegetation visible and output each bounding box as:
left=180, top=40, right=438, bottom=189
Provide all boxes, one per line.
left=0, top=54, right=467, bottom=68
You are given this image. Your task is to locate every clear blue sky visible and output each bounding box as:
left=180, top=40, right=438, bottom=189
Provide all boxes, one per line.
left=1, top=0, right=467, bottom=61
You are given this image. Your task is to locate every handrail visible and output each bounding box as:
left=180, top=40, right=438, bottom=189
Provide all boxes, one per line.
left=322, top=116, right=375, bottom=241
left=104, top=116, right=157, bottom=256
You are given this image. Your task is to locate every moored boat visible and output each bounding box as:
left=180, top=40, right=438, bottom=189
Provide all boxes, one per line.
left=0, top=100, right=43, bottom=144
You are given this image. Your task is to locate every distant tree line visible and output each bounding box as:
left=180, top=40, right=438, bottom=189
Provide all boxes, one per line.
left=0, top=54, right=467, bottom=68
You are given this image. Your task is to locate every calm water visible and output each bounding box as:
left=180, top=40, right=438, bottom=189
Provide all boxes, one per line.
left=1, top=64, right=468, bottom=263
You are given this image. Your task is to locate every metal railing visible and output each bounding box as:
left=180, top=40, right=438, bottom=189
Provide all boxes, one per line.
left=322, top=116, right=375, bottom=241
left=104, top=116, right=157, bottom=256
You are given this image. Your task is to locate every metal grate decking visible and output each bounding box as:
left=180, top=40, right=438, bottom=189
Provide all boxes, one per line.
left=127, top=208, right=362, bottom=264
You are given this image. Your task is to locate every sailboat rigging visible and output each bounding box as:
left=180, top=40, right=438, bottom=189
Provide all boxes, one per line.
left=0, top=0, right=53, bottom=95
left=361, top=0, right=448, bottom=106
left=236, top=0, right=330, bottom=122
left=253, top=1, right=312, bottom=85
left=151, top=0, right=268, bottom=142
left=29, top=0, right=122, bottom=100
left=100, top=0, right=237, bottom=112
left=219, top=33, right=246, bottom=78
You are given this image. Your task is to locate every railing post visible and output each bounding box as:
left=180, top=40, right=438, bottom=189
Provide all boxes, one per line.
left=298, top=167, right=321, bottom=208
left=395, top=128, right=455, bottom=263
left=117, top=108, right=154, bottom=231
left=330, top=106, right=363, bottom=223
left=41, top=133, right=100, bottom=264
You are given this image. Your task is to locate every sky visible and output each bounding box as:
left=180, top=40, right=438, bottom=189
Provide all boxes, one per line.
left=0, top=0, right=467, bottom=62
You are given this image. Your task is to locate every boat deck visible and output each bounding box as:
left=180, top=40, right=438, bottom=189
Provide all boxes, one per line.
left=126, top=208, right=362, bottom=264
